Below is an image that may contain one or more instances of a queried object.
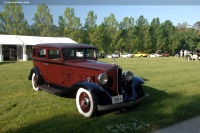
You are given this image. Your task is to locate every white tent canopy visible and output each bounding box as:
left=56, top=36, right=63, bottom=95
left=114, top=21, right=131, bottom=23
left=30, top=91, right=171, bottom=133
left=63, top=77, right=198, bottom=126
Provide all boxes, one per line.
left=0, top=35, right=23, bottom=45
left=36, top=36, right=60, bottom=43
left=54, top=37, right=77, bottom=43
left=17, top=35, right=42, bottom=45
left=0, top=35, right=77, bottom=62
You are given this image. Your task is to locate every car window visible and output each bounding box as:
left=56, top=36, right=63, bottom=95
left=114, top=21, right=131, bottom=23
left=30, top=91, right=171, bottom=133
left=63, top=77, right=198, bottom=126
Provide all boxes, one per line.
left=48, top=49, right=61, bottom=60
left=62, top=49, right=96, bottom=60
left=38, top=49, right=46, bottom=58
left=86, top=49, right=96, bottom=58
left=76, top=50, right=84, bottom=57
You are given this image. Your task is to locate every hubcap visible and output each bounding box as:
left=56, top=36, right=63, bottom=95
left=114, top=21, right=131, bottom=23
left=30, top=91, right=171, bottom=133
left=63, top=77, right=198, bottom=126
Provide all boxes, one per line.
left=81, top=98, right=90, bottom=106
left=79, top=92, right=90, bottom=113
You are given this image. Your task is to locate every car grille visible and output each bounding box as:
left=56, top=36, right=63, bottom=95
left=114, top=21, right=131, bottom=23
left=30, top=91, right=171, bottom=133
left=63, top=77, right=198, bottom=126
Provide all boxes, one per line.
left=105, top=66, right=122, bottom=96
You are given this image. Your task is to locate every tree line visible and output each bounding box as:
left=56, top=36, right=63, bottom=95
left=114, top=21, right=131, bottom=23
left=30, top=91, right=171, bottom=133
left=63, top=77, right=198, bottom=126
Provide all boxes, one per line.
left=0, top=2, right=200, bottom=55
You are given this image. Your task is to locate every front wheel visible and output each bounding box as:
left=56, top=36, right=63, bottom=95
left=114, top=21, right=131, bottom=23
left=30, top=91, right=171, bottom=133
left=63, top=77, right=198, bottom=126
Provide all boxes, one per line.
left=76, top=88, right=97, bottom=117
left=32, top=73, right=39, bottom=91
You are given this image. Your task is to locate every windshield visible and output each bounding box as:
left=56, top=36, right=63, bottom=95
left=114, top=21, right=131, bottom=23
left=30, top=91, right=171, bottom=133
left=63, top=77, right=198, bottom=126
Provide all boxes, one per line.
left=62, top=49, right=97, bottom=60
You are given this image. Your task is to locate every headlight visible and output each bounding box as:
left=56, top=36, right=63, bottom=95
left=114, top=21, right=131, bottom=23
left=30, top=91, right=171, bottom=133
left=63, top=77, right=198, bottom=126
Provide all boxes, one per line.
left=123, top=71, right=133, bottom=81
left=98, top=73, right=108, bottom=84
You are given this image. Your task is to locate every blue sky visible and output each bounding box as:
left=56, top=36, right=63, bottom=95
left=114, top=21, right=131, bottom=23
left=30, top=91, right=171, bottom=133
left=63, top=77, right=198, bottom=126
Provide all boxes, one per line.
left=0, top=5, right=199, bottom=27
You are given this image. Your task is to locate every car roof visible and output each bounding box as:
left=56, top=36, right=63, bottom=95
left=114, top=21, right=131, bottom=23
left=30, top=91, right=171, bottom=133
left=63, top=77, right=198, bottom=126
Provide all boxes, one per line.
left=33, top=43, right=96, bottom=49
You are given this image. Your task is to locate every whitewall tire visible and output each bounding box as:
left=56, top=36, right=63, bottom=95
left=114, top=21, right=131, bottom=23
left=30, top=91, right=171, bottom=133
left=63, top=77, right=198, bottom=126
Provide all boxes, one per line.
left=76, top=88, right=97, bottom=117
left=32, top=73, right=39, bottom=91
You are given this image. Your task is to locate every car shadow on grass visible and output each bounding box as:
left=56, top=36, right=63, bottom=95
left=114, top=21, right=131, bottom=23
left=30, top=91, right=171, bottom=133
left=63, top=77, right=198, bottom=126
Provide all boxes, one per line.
left=98, top=85, right=169, bottom=116
left=9, top=86, right=200, bottom=133
left=141, top=77, right=149, bottom=81
left=9, top=85, right=170, bottom=133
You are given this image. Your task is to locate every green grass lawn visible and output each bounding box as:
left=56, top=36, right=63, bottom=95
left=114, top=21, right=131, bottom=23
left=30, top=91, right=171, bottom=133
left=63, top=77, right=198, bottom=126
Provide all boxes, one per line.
left=0, top=57, right=200, bottom=133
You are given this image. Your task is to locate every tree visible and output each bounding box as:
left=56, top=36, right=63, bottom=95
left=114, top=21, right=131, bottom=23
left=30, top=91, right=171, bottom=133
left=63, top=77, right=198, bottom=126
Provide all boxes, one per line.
left=32, top=3, right=54, bottom=36
left=103, top=14, right=121, bottom=53
left=119, top=17, right=135, bottom=53
left=84, top=11, right=97, bottom=44
left=89, top=24, right=109, bottom=53
left=0, top=0, right=29, bottom=35
left=63, top=7, right=81, bottom=30
left=57, top=16, right=66, bottom=36
left=120, top=17, right=134, bottom=30
left=162, top=20, right=175, bottom=52
left=150, top=18, right=160, bottom=52
left=143, top=25, right=153, bottom=53
left=193, top=21, right=200, bottom=34
left=135, top=15, right=149, bottom=52
left=174, top=22, right=200, bottom=53
left=61, top=7, right=82, bottom=42
left=84, top=11, right=97, bottom=29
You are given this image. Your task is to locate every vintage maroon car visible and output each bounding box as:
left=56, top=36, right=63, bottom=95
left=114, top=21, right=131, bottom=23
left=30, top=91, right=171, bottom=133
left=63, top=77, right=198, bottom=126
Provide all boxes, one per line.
left=28, top=43, right=146, bottom=117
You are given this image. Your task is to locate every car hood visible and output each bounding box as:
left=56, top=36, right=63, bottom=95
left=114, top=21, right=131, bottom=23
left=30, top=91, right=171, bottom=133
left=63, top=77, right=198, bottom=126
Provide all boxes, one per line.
left=65, top=59, right=117, bottom=70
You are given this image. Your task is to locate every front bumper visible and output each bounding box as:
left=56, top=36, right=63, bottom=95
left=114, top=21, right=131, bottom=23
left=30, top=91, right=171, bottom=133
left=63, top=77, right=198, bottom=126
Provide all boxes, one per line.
left=97, top=94, right=147, bottom=111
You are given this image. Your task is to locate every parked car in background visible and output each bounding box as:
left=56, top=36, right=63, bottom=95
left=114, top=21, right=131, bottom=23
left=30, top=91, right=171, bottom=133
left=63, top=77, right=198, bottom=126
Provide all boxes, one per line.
left=155, top=53, right=162, bottom=57
left=149, top=50, right=169, bottom=57
left=175, top=50, right=192, bottom=58
left=112, top=53, right=119, bottom=58
left=186, top=49, right=200, bottom=60
left=149, top=53, right=157, bottom=57
left=28, top=43, right=146, bottom=117
left=155, top=50, right=163, bottom=57
left=134, top=52, right=149, bottom=57
left=107, top=53, right=119, bottom=58
left=162, top=52, right=170, bottom=57
left=107, top=55, right=112, bottom=58
left=121, top=53, right=133, bottom=58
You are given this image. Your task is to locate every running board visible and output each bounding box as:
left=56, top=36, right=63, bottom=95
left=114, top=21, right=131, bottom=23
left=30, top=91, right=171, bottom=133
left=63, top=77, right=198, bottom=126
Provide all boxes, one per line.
left=38, top=84, right=67, bottom=96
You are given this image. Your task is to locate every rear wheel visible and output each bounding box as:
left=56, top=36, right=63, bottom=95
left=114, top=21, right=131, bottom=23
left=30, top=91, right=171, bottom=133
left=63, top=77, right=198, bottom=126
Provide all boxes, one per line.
left=32, top=73, right=39, bottom=91
left=76, top=88, right=97, bottom=117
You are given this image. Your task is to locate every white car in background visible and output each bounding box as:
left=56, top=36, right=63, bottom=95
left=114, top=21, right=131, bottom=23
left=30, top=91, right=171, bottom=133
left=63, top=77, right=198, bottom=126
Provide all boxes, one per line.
left=107, top=55, right=112, bottom=58
left=149, top=53, right=157, bottom=57
left=149, top=53, right=162, bottom=57
left=121, top=53, right=133, bottom=58
left=107, top=54, right=119, bottom=58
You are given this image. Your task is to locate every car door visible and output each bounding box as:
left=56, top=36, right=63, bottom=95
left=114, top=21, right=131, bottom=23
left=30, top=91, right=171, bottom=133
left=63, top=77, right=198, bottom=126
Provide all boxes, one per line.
left=46, top=48, right=64, bottom=86
left=36, top=48, right=48, bottom=81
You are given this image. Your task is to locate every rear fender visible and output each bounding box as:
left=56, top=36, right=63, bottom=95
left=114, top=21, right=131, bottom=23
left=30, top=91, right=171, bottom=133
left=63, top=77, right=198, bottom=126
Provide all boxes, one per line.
left=28, top=67, right=43, bottom=84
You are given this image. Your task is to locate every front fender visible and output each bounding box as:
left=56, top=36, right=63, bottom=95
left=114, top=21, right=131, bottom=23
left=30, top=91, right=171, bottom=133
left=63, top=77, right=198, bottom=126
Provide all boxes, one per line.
left=132, top=76, right=144, bottom=87
left=71, top=82, right=112, bottom=105
left=123, top=76, right=144, bottom=100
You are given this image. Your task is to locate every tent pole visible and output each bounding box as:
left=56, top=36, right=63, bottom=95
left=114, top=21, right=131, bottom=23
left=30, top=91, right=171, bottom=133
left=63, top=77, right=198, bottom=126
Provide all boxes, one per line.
left=0, top=45, right=3, bottom=62
left=23, top=45, right=27, bottom=61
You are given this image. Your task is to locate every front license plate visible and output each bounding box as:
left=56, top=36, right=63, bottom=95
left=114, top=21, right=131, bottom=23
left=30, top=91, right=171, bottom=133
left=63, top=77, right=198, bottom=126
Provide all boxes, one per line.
left=112, top=95, right=123, bottom=104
